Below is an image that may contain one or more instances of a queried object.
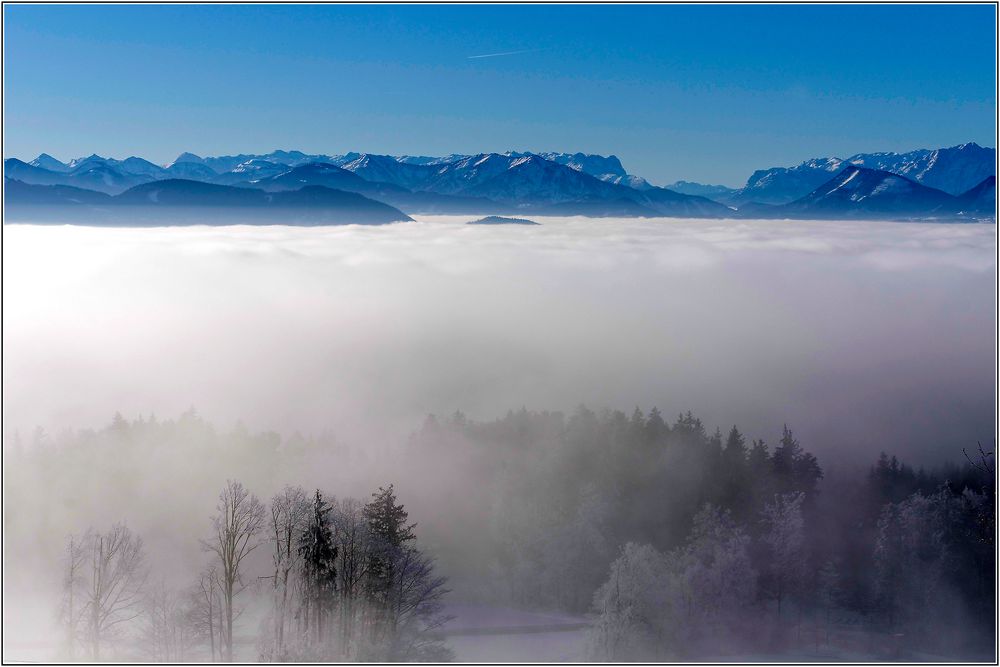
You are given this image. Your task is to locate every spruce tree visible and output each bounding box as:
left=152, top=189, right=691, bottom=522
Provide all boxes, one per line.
left=298, top=490, right=338, bottom=645
left=362, top=485, right=416, bottom=649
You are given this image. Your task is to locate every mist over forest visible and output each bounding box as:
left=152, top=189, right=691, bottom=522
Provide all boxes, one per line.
left=2, top=216, right=995, bottom=661
left=3, top=217, right=993, bottom=460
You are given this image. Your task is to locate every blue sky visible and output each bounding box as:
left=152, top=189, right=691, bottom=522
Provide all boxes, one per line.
left=3, top=4, right=996, bottom=186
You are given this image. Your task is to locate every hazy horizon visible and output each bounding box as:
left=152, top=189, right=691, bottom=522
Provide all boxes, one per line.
left=4, top=215, right=993, bottom=466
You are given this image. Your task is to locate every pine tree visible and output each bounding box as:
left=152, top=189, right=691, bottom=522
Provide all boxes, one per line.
left=298, top=490, right=338, bottom=646
left=723, top=426, right=747, bottom=466
left=707, top=427, right=724, bottom=461
left=772, top=425, right=802, bottom=493
left=362, top=485, right=415, bottom=651
left=361, top=485, right=451, bottom=661
left=721, top=426, right=750, bottom=516
left=627, top=407, right=646, bottom=446
left=645, top=407, right=667, bottom=444
left=772, top=425, right=822, bottom=499
left=364, top=485, right=415, bottom=550
left=747, top=439, right=772, bottom=515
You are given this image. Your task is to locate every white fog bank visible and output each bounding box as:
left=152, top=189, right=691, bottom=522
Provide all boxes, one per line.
left=2, top=216, right=995, bottom=464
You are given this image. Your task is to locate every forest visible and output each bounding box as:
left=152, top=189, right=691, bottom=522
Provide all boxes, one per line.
left=3, top=406, right=995, bottom=661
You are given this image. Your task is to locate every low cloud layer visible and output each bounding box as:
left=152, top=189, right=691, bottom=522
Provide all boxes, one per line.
left=3, top=216, right=994, bottom=464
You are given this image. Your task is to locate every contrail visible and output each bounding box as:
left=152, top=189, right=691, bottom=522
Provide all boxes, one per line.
left=467, top=48, right=539, bottom=60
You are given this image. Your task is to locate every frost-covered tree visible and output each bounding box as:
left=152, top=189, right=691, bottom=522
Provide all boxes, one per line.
left=817, top=559, right=842, bottom=645
left=874, top=490, right=954, bottom=637
left=590, top=505, right=756, bottom=660
left=760, top=492, right=806, bottom=617
left=588, top=542, right=668, bottom=661
left=502, top=484, right=612, bottom=612
left=558, top=487, right=613, bottom=610
left=664, top=504, right=757, bottom=652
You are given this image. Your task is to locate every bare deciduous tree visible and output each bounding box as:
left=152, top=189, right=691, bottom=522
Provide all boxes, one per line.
left=385, top=545, right=453, bottom=661
left=203, top=480, right=265, bottom=661
left=59, top=531, right=90, bottom=660
left=267, top=485, right=309, bottom=656
left=332, top=497, right=372, bottom=656
left=189, top=566, right=223, bottom=662
left=81, top=524, right=147, bottom=660
left=141, top=581, right=196, bottom=661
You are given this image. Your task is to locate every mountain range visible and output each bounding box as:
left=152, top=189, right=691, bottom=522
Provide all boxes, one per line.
left=4, top=142, right=995, bottom=225
left=4, top=178, right=411, bottom=225
left=728, top=142, right=995, bottom=206
left=738, top=168, right=994, bottom=220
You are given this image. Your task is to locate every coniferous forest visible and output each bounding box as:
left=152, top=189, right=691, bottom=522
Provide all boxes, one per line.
left=3, top=407, right=994, bottom=661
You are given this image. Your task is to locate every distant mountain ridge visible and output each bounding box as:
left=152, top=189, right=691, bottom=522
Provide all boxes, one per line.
left=4, top=142, right=995, bottom=222
left=959, top=175, right=996, bottom=211
left=737, top=167, right=995, bottom=220
left=732, top=142, right=995, bottom=205
left=4, top=178, right=411, bottom=226
left=665, top=181, right=739, bottom=200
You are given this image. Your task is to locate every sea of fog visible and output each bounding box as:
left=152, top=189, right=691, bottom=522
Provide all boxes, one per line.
left=2, top=215, right=995, bottom=464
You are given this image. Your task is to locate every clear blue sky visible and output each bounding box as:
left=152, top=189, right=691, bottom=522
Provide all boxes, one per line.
left=3, top=4, right=996, bottom=186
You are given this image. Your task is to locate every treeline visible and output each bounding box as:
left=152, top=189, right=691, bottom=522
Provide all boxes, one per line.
left=57, top=481, right=451, bottom=662
left=6, top=407, right=994, bottom=661
left=406, top=407, right=995, bottom=659
left=408, top=409, right=824, bottom=611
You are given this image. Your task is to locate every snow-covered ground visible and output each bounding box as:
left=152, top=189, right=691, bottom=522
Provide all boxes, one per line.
left=440, top=603, right=590, bottom=662
left=448, top=627, right=589, bottom=662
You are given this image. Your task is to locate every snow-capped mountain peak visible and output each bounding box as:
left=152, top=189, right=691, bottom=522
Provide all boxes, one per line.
left=29, top=153, right=70, bottom=172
